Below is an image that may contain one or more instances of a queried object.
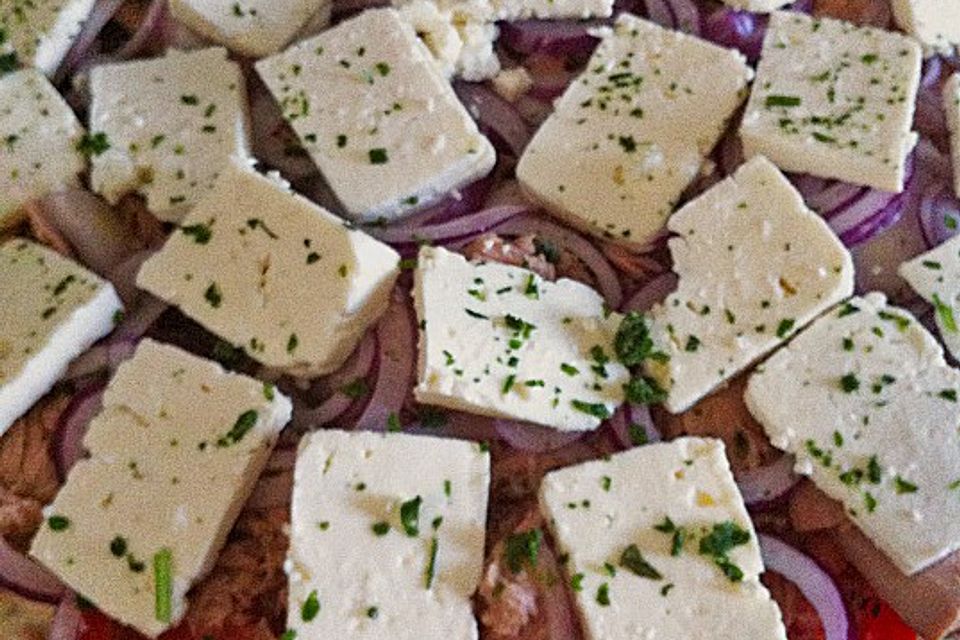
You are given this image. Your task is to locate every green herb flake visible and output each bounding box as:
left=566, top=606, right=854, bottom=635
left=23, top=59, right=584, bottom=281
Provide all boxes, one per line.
left=301, top=590, right=320, bottom=622
left=619, top=544, right=662, bottom=580
left=504, top=528, right=542, bottom=574
left=153, top=548, right=173, bottom=624
left=400, top=496, right=422, bottom=537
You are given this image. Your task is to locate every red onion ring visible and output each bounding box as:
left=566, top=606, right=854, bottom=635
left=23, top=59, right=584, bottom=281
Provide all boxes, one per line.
left=49, top=593, right=84, bottom=640
left=525, top=53, right=578, bottom=101
left=643, top=0, right=675, bottom=29
left=759, top=534, right=849, bottom=640
left=494, top=419, right=586, bottom=453
left=114, top=0, right=169, bottom=60
left=105, top=248, right=157, bottom=307
left=0, top=537, right=66, bottom=604
left=355, top=294, right=416, bottom=431
left=54, top=0, right=125, bottom=82
left=455, top=82, right=533, bottom=158
left=64, top=338, right=136, bottom=381
left=498, top=20, right=602, bottom=57
left=622, top=272, right=678, bottom=313
left=736, top=454, right=800, bottom=506
left=321, top=331, right=378, bottom=394
left=368, top=205, right=526, bottom=245
left=538, top=540, right=583, bottom=638
left=55, top=386, right=105, bottom=479
left=405, top=411, right=500, bottom=441
left=702, top=7, right=765, bottom=63
left=665, top=0, right=700, bottom=34
left=291, top=393, right=355, bottom=430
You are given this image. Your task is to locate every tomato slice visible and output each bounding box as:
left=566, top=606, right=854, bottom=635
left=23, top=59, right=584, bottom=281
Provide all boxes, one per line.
left=857, top=599, right=917, bottom=640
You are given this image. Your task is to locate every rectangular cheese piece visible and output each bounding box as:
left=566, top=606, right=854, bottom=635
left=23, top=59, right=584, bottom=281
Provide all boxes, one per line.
left=517, top=13, right=753, bottom=246
left=539, top=437, right=787, bottom=640
left=89, top=47, right=251, bottom=222
left=946, top=73, right=960, bottom=198
left=0, top=239, right=121, bottom=436
left=745, top=293, right=960, bottom=575
left=645, top=156, right=854, bottom=414
left=414, top=245, right=628, bottom=432
left=720, top=0, right=792, bottom=12
left=169, top=0, right=330, bottom=58
left=255, top=8, right=496, bottom=222
left=892, top=0, right=960, bottom=56
left=899, top=234, right=960, bottom=363
left=287, top=430, right=489, bottom=640
left=30, top=339, right=292, bottom=637
left=740, top=12, right=922, bottom=193
left=138, top=159, right=400, bottom=378
left=0, top=69, right=86, bottom=226
left=0, top=0, right=95, bottom=76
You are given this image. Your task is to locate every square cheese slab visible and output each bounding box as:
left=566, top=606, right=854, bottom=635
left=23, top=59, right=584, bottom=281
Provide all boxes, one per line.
left=946, top=73, right=960, bottom=197
left=0, top=239, right=121, bottom=436
left=645, top=156, right=854, bottom=414
left=517, top=13, right=753, bottom=246
left=255, top=8, right=496, bottom=223
left=287, top=430, right=489, bottom=640
left=892, top=0, right=960, bottom=56
left=414, top=245, right=628, bottom=432
left=746, top=293, right=960, bottom=575
left=899, top=234, right=960, bottom=363
left=89, top=47, right=251, bottom=222
left=0, top=69, right=86, bottom=226
left=539, top=437, right=787, bottom=640
left=170, top=0, right=330, bottom=58
left=30, top=339, right=292, bottom=637
left=0, top=0, right=95, bottom=76
left=137, top=159, right=400, bottom=378
left=740, top=11, right=922, bottom=192
left=719, top=0, right=792, bottom=12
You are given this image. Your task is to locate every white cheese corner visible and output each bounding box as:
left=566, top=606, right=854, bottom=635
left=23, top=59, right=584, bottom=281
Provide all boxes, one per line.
left=891, top=0, right=960, bottom=56
left=899, top=234, right=960, bottom=363
left=0, top=0, right=96, bottom=76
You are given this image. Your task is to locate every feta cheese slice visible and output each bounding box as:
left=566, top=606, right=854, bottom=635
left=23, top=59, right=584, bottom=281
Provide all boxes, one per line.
left=89, top=47, right=251, bottom=222
left=740, top=11, right=922, bottom=192
left=0, top=239, right=122, bottom=436
left=491, top=0, right=611, bottom=20
left=946, top=73, right=960, bottom=198
left=0, top=69, right=86, bottom=226
left=719, top=0, right=792, bottom=12
left=745, top=293, right=960, bottom=575
left=0, top=0, right=95, bottom=76
left=891, top=0, right=960, bottom=56
left=255, top=8, right=496, bottom=222
left=517, top=13, right=753, bottom=246
left=414, top=246, right=628, bottom=432
left=137, top=159, right=400, bottom=378
left=645, top=156, right=854, bottom=414
left=899, top=234, right=960, bottom=362
left=30, top=339, right=292, bottom=637
left=539, top=437, right=787, bottom=640
left=287, top=429, right=489, bottom=640
left=169, top=0, right=331, bottom=58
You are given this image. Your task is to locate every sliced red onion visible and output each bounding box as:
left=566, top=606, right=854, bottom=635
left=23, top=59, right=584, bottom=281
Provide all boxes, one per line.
left=609, top=403, right=661, bottom=447
left=265, top=447, right=297, bottom=473
left=538, top=541, right=582, bottom=639
left=55, top=0, right=125, bottom=81
left=498, top=20, right=602, bottom=57
left=495, top=419, right=586, bottom=453
left=0, top=537, right=66, bottom=603
left=702, top=7, right=766, bottom=63
left=666, top=0, right=701, bottom=34
left=55, top=386, right=104, bottom=479
left=455, top=82, right=533, bottom=158
left=321, top=331, right=378, bottom=393
left=245, top=470, right=294, bottom=511
left=405, top=411, right=500, bottom=441
left=64, top=338, right=136, bottom=381
left=114, top=0, right=169, bottom=60
left=525, top=53, right=577, bottom=100
left=49, top=593, right=84, bottom=640
left=332, top=0, right=390, bottom=18
left=715, top=130, right=746, bottom=177
left=291, top=393, right=355, bottom=431
left=249, top=77, right=320, bottom=181
left=736, top=454, right=800, bottom=506
left=804, top=181, right=868, bottom=218
left=355, top=295, right=416, bottom=431
left=368, top=205, right=526, bottom=245
left=106, top=249, right=156, bottom=307
left=643, top=0, right=676, bottom=29
left=759, top=534, right=849, bottom=640
left=114, top=296, right=169, bottom=341
left=622, top=272, right=678, bottom=313
left=919, top=184, right=960, bottom=249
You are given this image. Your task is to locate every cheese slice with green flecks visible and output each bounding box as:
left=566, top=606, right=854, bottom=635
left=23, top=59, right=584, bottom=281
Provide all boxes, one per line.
left=899, top=234, right=960, bottom=363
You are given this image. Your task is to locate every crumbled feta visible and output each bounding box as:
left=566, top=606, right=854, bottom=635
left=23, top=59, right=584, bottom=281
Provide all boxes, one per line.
left=169, top=0, right=331, bottom=58
left=0, top=239, right=122, bottom=436
left=0, top=69, right=86, bottom=226
left=88, top=47, right=251, bottom=222
left=645, top=156, right=854, bottom=413
left=899, top=234, right=960, bottom=363
left=746, top=293, right=960, bottom=575
left=414, top=246, right=628, bottom=431
left=137, top=159, right=400, bottom=378
left=946, top=73, right=960, bottom=197
left=540, top=437, right=787, bottom=640
left=740, top=11, right=922, bottom=192
left=491, top=66, right=534, bottom=102
left=891, top=0, right=960, bottom=56
left=255, top=9, right=496, bottom=222
left=30, top=339, right=292, bottom=637
left=287, top=430, right=489, bottom=640
left=0, top=0, right=95, bottom=76
left=517, top=13, right=753, bottom=245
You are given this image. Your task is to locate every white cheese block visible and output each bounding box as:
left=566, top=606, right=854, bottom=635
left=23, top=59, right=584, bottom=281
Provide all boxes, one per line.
left=0, top=69, right=86, bottom=226
left=169, top=0, right=331, bottom=58
left=539, top=437, right=787, bottom=640
left=745, top=293, right=960, bottom=575
left=255, top=8, right=496, bottom=222
left=0, top=239, right=122, bottom=436
left=0, top=0, right=95, bottom=76
left=30, top=339, right=292, bottom=637
left=491, top=0, right=611, bottom=20
left=287, top=429, right=489, bottom=640
left=740, top=11, right=922, bottom=193
left=899, top=234, right=960, bottom=363
left=891, top=0, right=960, bottom=56
left=946, top=73, right=960, bottom=198
left=137, top=159, right=400, bottom=378
left=89, top=47, right=251, bottom=222
left=414, top=245, right=628, bottom=431
left=517, top=13, right=753, bottom=246
left=645, top=156, right=854, bottom=414
left=719, top=0, right=792, bottom=12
